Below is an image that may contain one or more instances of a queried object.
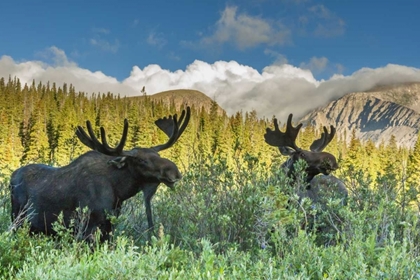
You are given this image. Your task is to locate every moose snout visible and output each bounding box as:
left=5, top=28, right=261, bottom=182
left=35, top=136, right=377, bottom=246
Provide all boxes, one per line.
left=160, top=168, right=182, bottom=188
left=161, top=177, right=181, bottom=188
left=326, top=162, right=339, bottom=175
left=319, top=157, right=339, bottom=175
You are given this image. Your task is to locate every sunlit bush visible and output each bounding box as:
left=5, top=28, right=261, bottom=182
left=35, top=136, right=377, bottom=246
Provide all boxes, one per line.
left=1, top=155, right=420, bottom=278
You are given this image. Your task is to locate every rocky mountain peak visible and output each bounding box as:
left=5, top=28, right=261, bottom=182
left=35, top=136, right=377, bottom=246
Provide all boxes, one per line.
left=300, top=83, right=420, bottom=148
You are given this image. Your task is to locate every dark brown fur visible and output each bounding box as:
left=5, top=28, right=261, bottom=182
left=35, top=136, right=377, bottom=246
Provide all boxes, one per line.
left=10, top=108, right=190, bottom=241
left=265, top=114, right=348, bottom=204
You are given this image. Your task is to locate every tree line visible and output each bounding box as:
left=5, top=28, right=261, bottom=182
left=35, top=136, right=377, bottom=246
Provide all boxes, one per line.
left=0, top=76, right=420, bottom=204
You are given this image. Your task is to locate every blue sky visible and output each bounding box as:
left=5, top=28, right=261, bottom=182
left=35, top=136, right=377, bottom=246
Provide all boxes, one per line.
left=1, top=0, right=420, bottom=118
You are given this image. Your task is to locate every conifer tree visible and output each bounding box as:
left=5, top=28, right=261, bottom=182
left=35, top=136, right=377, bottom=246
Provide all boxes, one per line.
left=384, top=135, right=403, bottom=178
left=209, top=100, right=222, bottom=155
left=46, top=116, right=59, bottom=164
left=230, top=111, right=244, bottom=157
left=20, top=108, right=48, bottom=164
left=364, top=138, right=379, bottom=179
left=343, top=128, right=363, bottom=173
left=196, top=106, right=211, bottom=160
left=407, top=132, right=420, bottom=189
left=299, top=124, right=315, bottom=150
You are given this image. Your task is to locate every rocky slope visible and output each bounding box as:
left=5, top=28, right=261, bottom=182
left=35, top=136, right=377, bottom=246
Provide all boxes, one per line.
left=133, top=84, right=420, bottom=148
left=300, top=83, right=420, bottom=148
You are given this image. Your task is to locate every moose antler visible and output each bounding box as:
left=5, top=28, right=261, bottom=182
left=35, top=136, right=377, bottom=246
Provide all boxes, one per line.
left=309, top=125, right=336, bottom=152
left=264, top=114, right=303, bottom=151
left=152, top=106, right=191, bottom=152
left=76, top=119, right=129, bottom=156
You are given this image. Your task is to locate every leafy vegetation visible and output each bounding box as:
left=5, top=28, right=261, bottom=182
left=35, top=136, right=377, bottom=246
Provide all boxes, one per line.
left=1, top=77, right=420, bottom=278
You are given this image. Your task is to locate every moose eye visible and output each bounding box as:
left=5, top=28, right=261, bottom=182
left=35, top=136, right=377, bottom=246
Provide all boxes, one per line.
left=299, top=152, right=306, bottom=158
left=135, top=158, right=148, bottom=166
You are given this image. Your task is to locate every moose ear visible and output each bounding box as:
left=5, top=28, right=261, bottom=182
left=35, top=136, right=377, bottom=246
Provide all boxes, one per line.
left=108, top=157, right=127, bottom=169
left=279, top=146, right=295, bottom=156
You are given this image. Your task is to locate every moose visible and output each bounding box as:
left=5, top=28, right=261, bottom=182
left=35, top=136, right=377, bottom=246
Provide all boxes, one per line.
left=10, top=107, right=190, bottom=241
left=264, top=113, right=348, bottom=206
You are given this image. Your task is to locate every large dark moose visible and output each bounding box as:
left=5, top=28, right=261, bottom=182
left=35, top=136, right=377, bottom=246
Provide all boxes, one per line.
left=10, top=107, right=191, bottom=241
left=264, top=113, right=348, bottom=205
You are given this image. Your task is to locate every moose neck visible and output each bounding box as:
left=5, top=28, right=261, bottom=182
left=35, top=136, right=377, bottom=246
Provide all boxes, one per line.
left=105, top=164, right=150, bottom=202
left=285, top=163, right=315, bottom=188
left=282, top=156, right=317, bottom=189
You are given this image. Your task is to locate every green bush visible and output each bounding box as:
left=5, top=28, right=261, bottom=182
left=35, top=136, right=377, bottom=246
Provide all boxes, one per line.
left=1, top=156, right=420, bottom=279
left=152, top=154, right=269, bottom=253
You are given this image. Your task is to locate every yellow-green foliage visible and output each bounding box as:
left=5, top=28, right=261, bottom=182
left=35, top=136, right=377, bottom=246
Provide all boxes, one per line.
left=1, top=78, right=420, bottom=278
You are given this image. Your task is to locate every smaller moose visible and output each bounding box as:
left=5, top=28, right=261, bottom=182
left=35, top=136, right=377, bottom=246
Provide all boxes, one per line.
left=264, top=114, right=348, bottom=205
left=10, top=107, right=191, bottom=241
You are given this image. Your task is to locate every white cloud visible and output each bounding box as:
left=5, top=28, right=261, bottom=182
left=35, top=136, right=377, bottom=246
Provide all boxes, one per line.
left=264, top=49, right=288, bottom=65
left=146, top=31, right=167, bottom=49
left=199, top=6, right=291, bottom=50
left=307, top=5, right=345, bottom=37
left=335, top=63, right=345, bottom=74
left=39, top=46, right=77, bottom=67
left=300, top=56, right=329, bottom=73
left=90, top=38, right=120, bottom=53
left=90, top=28, right=120, bottom=53
left=1, top=47, right=420, bottom=122
left=167, top=51, right=181, bottom=61
left=0, top=48, right=133, bottom=95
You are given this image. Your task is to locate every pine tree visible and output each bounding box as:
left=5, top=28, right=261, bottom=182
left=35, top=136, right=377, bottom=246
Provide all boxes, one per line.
left=20, top=108, right=48, bottom=164
left=364, top=139, right=379, bottom=179
left=209, top=100, right=221, bottom=155
left=299, top=124, right=315, bottom=150
left=407, top=132, right=420, bottom=188
left=46, top=114, right=60, bottom=164
left=196, top=106, right=211, bottom=160
left=127, top=100, right=141, bottom=149
left=343, top=128, right=363, bottom=173
left=383, top=135, right=402, bottom=178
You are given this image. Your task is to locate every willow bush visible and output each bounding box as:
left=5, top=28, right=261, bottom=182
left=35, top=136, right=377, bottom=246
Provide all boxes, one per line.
left=1, top=156, right=420, bottom=278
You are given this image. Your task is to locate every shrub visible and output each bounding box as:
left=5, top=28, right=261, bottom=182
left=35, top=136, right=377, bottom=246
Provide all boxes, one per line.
left=1, top=156, right=420, bottom=278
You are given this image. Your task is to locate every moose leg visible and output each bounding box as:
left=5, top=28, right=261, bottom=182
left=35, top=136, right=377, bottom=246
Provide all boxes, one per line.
left=97, top=219, right=112, bottom=242
left=79, top=211, right=109, bottom=242
left=143, top=185, right=159, bottom=233
left=10, top=185, right=30, bottom=228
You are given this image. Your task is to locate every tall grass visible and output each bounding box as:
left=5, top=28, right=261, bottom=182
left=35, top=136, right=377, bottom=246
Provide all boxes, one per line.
left=1, top=155, right=420, bottom=279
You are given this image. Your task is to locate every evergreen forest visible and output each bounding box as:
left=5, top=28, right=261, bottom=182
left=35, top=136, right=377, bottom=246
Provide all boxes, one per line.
left=1, top=76, right=420, bottom=279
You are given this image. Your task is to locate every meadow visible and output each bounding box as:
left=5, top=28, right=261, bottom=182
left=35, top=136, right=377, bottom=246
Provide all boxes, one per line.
left=1, top=78, right=420, bottom=279
left=1, top=155, right=420, bottom=279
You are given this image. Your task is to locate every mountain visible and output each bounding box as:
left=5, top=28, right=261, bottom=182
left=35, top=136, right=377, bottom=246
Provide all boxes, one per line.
left=132, top=85, right=420, bottom=148
left=131, top=89, right=226, bottom=115
left=300, top=83, right=420, bottom=148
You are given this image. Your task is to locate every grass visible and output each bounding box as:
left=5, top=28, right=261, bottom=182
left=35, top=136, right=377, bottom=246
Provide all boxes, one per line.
left=1, top=157, right=420, bottom=279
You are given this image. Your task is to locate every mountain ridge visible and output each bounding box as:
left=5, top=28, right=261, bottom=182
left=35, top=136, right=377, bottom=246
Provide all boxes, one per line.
left=130, top=89, right=226, bottom=115
left=300, top=82, right=420, bottom=148
left=135, top=83, right=420, bottom=148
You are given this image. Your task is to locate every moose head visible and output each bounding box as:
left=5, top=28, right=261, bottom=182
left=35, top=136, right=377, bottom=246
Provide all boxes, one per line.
left=264, top=114, right=338, bottom=184
left=75, top=107, right=190, bottom=189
